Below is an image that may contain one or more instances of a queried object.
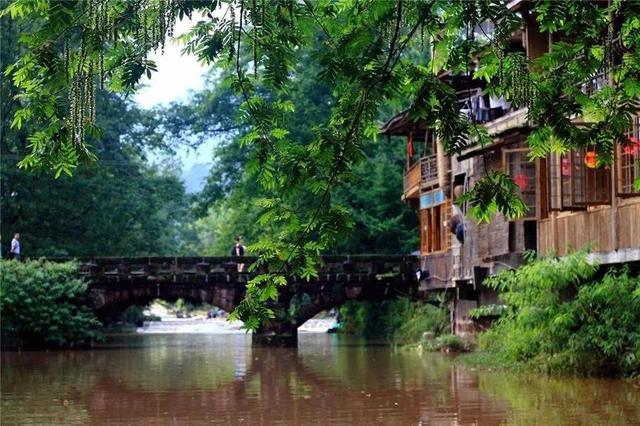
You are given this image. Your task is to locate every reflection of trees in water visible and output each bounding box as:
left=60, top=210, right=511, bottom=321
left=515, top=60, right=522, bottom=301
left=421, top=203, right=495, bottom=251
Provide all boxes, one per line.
left=99, top=334, right=247, bottom=390
left=298, top=338, right=511, bottom=424
left=1, top=351, right=93, bottom=425
left=479, top=373, right=640, bottom=425
left=3, top=335, right=639, bottom=425
left=1, top=334, right=248, bottom=425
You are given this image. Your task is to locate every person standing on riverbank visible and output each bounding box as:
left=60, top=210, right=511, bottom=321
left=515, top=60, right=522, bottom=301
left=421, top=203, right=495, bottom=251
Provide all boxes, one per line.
left=10, top=233, right=21, bottom=260
left=231, top=236, right=246, bottom=272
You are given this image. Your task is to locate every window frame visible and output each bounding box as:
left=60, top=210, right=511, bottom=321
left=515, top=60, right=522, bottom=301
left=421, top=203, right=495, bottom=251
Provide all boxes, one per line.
left=419, top=199, right=451, bottom=256
left=617, top=115, right=640, bottom=197
left=547, top=149, right=611, bottom=212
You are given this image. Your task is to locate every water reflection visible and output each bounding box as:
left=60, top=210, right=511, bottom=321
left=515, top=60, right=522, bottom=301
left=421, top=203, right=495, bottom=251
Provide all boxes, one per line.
left=2, top=333, right=639, bottom=425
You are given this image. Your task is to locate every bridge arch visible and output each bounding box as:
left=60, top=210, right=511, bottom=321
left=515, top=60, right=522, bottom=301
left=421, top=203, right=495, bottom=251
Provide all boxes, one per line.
left=90, top=282, right=243, bottom=320
left=68, top=255, right=418, bottom=344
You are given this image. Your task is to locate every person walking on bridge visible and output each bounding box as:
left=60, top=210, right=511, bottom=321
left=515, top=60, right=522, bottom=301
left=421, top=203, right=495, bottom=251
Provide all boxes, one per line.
left=231, top=236, right=246, bottom=272
left=10, top=233, right=21, bottom=260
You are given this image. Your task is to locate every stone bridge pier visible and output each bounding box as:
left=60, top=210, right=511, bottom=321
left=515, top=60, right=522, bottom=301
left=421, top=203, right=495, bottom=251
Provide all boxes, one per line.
left=69, top=255, right=419, bottom=346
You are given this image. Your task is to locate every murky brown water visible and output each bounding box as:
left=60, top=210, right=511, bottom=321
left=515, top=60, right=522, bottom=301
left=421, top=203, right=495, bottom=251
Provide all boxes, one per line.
left=2, top=333, right=639, bottom=425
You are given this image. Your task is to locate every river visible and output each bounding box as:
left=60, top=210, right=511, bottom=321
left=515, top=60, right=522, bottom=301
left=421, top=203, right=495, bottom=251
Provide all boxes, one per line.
left=2, top=323, right=639, bottom=425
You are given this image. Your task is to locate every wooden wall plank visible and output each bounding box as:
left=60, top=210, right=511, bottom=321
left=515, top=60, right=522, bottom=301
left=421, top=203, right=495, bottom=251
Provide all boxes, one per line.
left=617, top=201, right=640, bottom=249
left=538, top=202, right=639, bottom=256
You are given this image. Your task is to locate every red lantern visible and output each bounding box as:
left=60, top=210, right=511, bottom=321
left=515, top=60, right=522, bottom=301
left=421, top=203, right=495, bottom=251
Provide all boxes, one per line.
left=584, top=150, right=598, bottom=169
left=561, top=157, right=570, bottom=176
left=623, top=136, right=640, bottom=156
left=513, top=173, right=529, bottom=191
left=623, top=144, right=639, bottom=156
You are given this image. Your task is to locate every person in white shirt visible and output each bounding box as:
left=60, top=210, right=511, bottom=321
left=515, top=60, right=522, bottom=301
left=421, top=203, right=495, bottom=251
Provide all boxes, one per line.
left=10, top=233, right=21, bottom=260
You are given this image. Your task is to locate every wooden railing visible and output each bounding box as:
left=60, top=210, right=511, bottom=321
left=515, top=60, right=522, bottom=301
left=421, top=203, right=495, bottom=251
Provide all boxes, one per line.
left=484, top=107, right=527, bottom=136
left=420, top=154, right=438, bottom=187
left=44, top=255, right=418, bottom=286
left=538, top=200, right=640, bottom=258
left=403, top=161, right=421, bottom=199
left=404, top=154, right=439, bottom=199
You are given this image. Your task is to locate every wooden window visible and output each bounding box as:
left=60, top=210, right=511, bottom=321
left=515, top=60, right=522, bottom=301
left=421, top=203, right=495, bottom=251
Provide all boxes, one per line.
left=548, top=153, right=562, bottom=210
left=504, top=149, right=536, bottom=219
left=562, top=151, right=586, bottom=208
left=548, top=149, right=611, bottom=211
left=419, top=200, right=451, bottom=255
left=618, top=115, right=640, bottom=196
left=585, top=158, right=611, bottom=205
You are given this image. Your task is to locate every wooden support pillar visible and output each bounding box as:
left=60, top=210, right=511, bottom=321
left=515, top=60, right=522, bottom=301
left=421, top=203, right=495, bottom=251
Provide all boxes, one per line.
left=436, top=136, right=449, bottom=193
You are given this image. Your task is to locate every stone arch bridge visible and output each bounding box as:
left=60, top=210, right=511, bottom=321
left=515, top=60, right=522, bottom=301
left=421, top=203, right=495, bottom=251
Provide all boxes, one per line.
left=65, top=255, right=419, bottom=345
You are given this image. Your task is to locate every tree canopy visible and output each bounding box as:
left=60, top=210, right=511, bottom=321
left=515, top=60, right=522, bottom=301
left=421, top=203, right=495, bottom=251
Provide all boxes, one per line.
left=3, top=0, right=639, bottom=328
left=1, top=15, right=192, bottom=257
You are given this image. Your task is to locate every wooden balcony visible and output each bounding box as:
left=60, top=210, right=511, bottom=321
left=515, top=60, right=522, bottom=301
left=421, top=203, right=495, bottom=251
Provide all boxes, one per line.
left=420, top=154, right=438, bottom=188
left=484, top=107, right=527, bottom=136
left=403, top=154, right=438, bottom=200
left=403, top=161, right=421, bottom=200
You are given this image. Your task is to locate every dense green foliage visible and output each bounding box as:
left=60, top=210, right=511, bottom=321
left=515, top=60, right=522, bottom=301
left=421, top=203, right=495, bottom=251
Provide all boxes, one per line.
left=1, top=94, right=192, bottom=257
left=339, top=298, right=448, bottom=343
left=168, top=51, right=418, bottom=256
left=476, top=252, right=640, bottom=376
left=3, top=0, right=640, bottom=328
left=0, top=259, right=103, bottom=348
left=1, top=16, right=192, bottom=257
left=182, top=119, right=419, bottom=256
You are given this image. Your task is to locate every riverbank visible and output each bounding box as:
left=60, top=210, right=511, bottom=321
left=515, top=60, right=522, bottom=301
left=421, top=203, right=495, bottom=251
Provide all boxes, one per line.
left=337, top=253, right=640, bottom=378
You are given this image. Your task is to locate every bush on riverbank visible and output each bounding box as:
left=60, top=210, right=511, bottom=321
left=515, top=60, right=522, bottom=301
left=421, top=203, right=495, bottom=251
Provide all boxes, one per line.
left=338, top=298, right=448, bottom=343
left=474, top=251, right=640, bottom=377
left=420, top=333, right=472, bottom=353
left=0, top=259, right=103, bottom=349
left=122, top=305, right=161, bottom=327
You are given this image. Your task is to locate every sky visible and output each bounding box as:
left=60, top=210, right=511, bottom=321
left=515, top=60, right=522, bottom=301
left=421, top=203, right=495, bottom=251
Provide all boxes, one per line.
left=133, top=15, right=216, bottom=191
left=134, top=17, right=206, bottom=109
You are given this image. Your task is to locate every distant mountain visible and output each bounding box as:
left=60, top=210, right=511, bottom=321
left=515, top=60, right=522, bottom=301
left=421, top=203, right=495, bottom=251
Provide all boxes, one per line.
left=182, top=163, right=210, bottom=194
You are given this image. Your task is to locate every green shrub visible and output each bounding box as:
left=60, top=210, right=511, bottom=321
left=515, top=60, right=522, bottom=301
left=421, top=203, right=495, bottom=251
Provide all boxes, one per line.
left=436, top=334, right=465, bottom=350
left=421, top=334, right=470, bottom=352
left=121, top=305, right=160, bottom=326
left=338, top=298, right=448, bottom=343
left=0, top=259, right=103, bottom=349
left=122, top=305, right=146, bottom=327
left=288, top=293, right=312, bottom=320
left=478, top=251, right=640, bottom=376
left=468, top=303, right=508, bottom=319
left=337, top=300, right=370, bottom=335
left=392, top=301, right=449, bottom=343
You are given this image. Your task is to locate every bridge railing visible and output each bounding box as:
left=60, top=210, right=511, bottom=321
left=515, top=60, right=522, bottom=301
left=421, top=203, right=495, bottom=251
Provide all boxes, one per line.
left=43, top=255, right=418, bottom=285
